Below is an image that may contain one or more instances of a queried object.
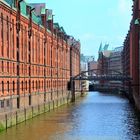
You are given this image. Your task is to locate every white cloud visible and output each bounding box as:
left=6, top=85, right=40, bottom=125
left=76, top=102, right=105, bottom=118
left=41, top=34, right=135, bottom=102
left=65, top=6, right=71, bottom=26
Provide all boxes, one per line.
left=118, top=0, right=132, bottom=15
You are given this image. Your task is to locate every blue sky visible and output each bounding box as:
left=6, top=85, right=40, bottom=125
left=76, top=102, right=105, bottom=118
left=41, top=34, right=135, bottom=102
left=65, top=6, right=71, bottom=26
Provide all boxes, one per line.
left=27, top=0, right=132, bottom=59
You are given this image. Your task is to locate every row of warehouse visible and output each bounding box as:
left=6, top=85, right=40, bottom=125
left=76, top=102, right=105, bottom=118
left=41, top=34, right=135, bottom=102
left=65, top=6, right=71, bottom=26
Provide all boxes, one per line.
left=0, top=0, right=81, bottom=112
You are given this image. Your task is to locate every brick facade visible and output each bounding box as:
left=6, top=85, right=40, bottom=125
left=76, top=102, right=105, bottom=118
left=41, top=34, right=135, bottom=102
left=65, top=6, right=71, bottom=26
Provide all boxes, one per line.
left=0, top=1, right=81, bottom=111
left=123, top=0, right=140, bottom=109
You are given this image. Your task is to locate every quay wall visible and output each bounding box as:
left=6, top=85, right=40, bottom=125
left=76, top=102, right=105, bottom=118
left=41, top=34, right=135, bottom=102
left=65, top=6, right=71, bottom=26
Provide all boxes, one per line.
left=0, top=91, right=82, bottom=132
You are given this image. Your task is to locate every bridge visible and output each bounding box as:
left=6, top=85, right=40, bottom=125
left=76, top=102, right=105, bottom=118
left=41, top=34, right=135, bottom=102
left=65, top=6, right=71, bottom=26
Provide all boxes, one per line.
left=70, top=69, right=132, bottom=102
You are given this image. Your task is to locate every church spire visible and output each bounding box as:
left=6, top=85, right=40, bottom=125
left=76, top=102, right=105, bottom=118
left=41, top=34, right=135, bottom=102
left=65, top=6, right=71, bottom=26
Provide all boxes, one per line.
left=98, top=42, right=102, bottom=53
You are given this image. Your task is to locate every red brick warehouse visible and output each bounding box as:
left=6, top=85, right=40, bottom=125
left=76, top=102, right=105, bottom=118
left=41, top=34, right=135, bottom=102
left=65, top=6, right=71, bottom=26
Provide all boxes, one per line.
left=123, top=0, right=140, bottom=110
left=0, top=0, right=81, bottom=111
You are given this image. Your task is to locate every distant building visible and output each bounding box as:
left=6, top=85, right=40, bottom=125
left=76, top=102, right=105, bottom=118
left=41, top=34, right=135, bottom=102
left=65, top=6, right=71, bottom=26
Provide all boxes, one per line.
left=28, top=3, right=46, bottom=16
left=97, top=43, right=111, bottom=85
left=109, top=46, right=123, bottom=87
left=88, top=60, right=98, bottom=75
left=81, top=62, right=88, bottom=72
left=97, top=43, right=111, bottom=75
left=80, top=54, right=94, bottom=63
left=109, top=46, right=123, bottom=73
left=80, top=54, right=89, bottom=90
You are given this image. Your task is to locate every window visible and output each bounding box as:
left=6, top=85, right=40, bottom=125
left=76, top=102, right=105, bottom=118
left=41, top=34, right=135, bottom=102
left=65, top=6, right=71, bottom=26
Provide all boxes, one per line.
left=42, top=81, right=43, bottom=89
left=22, top=81, right=24, bottom=91
left=7, top=100, right=9, bottom=107
left=32, top=81, right=34, bottom=90
left=1, top=100, right=4, bottom=108
left=7, top=81, right=9, bottom=93
left=36, top=81, right=38, bottom=90
left=13, top=81, right=15, bottom=93
left=32, top=66, right=34, bottom=75
left=7, top=62, right=9, bottom=73
left=48, top=81, right=50, bottom=88
left=22, top=64, right=24, bottom=74
left=26, top=81, right=27, bottom=91
left=2, top=61, right=3, bottom=73
left=2, top=81, right=4, bottom=94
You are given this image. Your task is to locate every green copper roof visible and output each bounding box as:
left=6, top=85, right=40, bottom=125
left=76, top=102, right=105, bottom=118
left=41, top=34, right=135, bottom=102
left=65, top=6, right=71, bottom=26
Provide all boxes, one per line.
left=5, top=0, right=12, bottom=6
left=4, top=0, right=43, bottom=25
left=32, top=13, right=42, bottom=25
left=98, top=42, right=102, bottom=52
left=103, top=43, right=109, bottom=51
left=54, top=23, right=60, bottom=29
left=21, top=1, right=28, bottom=16
left=60, top=27, right=66, bottom=34
left=41, top=8, right=46, bottom=14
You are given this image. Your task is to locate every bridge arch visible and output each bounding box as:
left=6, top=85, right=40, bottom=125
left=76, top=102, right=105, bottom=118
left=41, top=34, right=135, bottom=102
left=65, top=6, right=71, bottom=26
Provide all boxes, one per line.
left=72, top=69, right=132, bottom=81
left=70, top=69, right=132, bottom=102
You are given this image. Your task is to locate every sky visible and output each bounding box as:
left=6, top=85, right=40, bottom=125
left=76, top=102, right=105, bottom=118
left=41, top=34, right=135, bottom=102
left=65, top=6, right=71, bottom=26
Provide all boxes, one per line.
left=26, top=0, right=132, bottom=59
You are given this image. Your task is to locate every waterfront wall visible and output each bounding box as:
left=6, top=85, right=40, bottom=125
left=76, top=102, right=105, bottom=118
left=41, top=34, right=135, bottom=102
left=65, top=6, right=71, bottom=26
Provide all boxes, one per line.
left=0, top=91, right=82, bottom=132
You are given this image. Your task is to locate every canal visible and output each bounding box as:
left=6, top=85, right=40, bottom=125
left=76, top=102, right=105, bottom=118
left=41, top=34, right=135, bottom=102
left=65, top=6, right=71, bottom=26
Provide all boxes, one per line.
left=0, top=92, right=140, bottom=140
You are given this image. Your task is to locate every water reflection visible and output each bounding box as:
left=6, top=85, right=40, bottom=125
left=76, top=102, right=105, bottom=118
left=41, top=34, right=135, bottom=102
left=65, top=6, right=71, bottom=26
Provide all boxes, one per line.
left=0, top=92, right=140, bottom=140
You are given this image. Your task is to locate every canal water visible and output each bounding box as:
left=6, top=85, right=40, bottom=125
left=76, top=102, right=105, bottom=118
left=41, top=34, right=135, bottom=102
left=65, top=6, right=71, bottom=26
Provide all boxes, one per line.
left=0, top=92, right=140, bottom=140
